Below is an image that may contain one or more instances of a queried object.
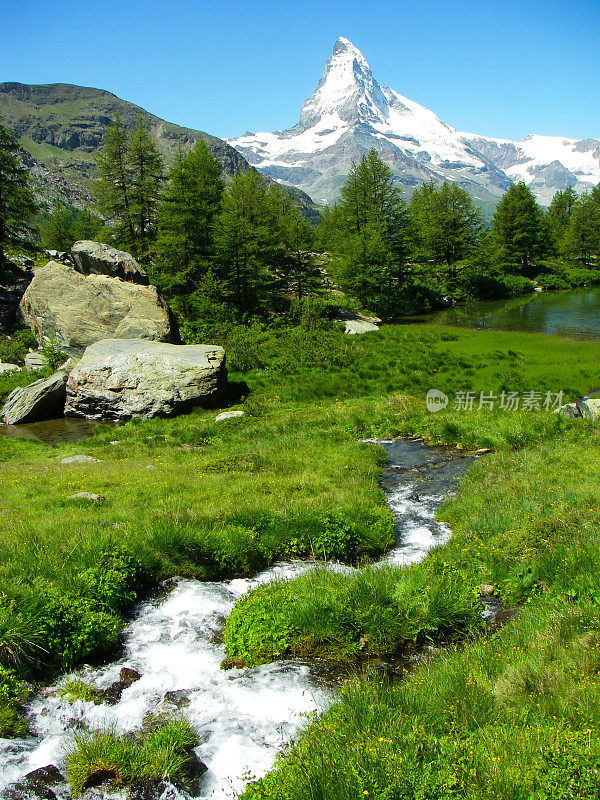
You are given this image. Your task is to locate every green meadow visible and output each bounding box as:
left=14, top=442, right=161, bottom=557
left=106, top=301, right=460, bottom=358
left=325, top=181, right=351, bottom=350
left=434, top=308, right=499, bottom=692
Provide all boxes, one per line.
left=1, top=322, right=599, bottom=796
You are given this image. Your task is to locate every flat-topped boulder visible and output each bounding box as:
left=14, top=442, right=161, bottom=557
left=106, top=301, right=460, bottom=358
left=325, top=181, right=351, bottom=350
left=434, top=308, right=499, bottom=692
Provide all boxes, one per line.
left=65, top=339, right=227, bottom=421
left=19, top=262, right=177, bottom=356
left=71, top=241, right=149, bottom=285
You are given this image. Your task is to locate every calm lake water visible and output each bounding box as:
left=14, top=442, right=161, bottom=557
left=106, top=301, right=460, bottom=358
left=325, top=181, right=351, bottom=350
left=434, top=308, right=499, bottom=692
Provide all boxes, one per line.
left=420, top=287, right=600, bottom=340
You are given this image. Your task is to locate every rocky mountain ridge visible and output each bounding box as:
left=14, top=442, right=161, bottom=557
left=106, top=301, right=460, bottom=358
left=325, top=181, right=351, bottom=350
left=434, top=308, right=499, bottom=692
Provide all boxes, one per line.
left=0, top=82, right=318, bottom=221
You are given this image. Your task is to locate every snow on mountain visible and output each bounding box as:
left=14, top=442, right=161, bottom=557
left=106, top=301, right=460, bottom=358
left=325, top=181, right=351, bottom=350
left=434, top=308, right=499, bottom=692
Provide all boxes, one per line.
left=228, top=37, right=599, bottom=208
left=460, top=132, right=600, bottom=206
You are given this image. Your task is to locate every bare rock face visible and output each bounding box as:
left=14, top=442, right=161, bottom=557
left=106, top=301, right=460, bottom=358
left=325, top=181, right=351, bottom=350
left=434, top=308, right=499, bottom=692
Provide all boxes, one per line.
left=19, top=262, right=177, bottom=356
left=71, top=241, right=149, bottom=285
left=65, top=339, right=227, bottom=421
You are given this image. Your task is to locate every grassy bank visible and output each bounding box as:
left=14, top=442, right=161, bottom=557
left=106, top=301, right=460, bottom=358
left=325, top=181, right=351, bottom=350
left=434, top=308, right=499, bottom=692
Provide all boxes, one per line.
left=238, top=425, right=600, bottom=799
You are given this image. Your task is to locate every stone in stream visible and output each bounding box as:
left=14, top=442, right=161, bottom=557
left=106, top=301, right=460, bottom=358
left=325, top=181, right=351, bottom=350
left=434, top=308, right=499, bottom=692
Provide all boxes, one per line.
left=3, top=765, right=64, bottom=800
left=100, top=666, right=142, bottom=704
left=65, top=338, right=228, bottom=421
left=71, top=240, right=149, bottom=286
left=19, top=261, right=177, bottom=356
left=333, top=309, right=380, bottom=334
left=2, top=369, right=69, bottom=425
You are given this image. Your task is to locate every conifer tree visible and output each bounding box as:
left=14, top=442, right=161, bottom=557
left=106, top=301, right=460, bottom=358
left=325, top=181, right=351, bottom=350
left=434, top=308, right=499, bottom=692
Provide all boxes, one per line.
left=565, top=194, right=600, bottom=267
left=95, top=116, right=137, bottom=254
left=332, top=149, right=410, bottom=313
left=491, top=182, right=546, bottom=271
left=546, top=187, right=578, bottom=252
left=215, top=170, right=280, bottom=316
left=409, top=181, right=482, bottom=269
left=155, top=140, right=223, bottom=294
left=0, top=121, right=36, bottom=281
left=273, top=189, right=320, bottom=303
left=128, top=116, right=164, bottom=262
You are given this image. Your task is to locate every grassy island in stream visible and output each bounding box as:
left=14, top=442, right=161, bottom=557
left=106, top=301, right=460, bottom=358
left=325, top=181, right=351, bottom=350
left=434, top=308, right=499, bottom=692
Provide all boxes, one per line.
left=1, top=322, right=599, bottom=798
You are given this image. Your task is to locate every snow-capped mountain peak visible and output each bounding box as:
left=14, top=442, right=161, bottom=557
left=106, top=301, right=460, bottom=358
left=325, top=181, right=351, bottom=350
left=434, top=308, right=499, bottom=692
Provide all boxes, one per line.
left=299, top=36, right=389, bottom=128
left=228, top=38, right=600, bottom=207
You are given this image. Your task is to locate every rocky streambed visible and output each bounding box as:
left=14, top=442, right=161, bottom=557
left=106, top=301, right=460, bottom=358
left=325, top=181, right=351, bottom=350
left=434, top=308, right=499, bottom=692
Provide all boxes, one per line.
left=0, top=440, right=479, bottom=799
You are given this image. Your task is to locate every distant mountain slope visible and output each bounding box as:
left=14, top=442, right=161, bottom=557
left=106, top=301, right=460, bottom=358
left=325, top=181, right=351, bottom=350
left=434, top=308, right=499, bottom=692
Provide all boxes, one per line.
left=228, top=37, right=600, bottom=209
left=0, top=82, right=319, bottom=222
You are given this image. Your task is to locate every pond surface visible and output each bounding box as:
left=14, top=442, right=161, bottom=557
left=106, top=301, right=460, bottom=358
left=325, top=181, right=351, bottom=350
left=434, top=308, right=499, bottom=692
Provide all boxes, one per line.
left=0, top=417, right=102, bottom=444
left=419, top=286, right=600, bottom=340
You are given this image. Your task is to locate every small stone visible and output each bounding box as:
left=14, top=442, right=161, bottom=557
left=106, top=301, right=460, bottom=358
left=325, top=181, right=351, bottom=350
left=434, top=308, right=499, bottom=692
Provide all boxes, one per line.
left=110, top=440, right=121, bottom=445
left=146, top=464, right=157, bottom=470
left=0, top=362, right=21, bottom=375
left=60, top=454, right=101, bottom=464
left=119, top=667, right=142, bottom=687
left=215, top=410, right=244, bottom=422
left=68, top=492, right=105, bottom=502
left=24, top=351, right=49, bottom=371
left=180, top=443, right=192, bottom=450
left=478, top=584, right=495, bottom=596
left=476, top=448, right=492, bottom=454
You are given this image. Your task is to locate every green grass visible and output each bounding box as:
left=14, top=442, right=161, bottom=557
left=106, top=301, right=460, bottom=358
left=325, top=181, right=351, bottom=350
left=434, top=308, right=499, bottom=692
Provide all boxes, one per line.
left=59, top=676, right=103, bottom=705
left=66, top=717, right=200, bottom=795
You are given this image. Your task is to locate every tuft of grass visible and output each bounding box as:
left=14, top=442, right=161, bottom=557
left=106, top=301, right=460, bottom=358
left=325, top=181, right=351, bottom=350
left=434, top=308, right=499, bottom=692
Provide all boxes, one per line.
left=224, top=560, right=482, bottom=667
left=66, top=717, right=200, bottom=795
left=59, top=676, right=103, bottom=705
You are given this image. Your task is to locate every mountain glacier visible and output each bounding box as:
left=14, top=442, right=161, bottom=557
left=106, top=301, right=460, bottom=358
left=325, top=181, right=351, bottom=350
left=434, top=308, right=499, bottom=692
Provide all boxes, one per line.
left=228, top=37, right=600, bottom=208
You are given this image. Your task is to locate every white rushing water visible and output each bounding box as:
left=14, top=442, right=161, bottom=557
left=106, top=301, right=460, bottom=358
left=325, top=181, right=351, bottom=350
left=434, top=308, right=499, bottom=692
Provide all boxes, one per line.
left=0, top=440, right=473, bottom=798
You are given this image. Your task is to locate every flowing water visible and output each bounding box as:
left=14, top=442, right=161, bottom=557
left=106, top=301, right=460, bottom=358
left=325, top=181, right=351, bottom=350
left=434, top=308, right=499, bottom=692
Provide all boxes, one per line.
left=0, top=440, right=474, bottom=799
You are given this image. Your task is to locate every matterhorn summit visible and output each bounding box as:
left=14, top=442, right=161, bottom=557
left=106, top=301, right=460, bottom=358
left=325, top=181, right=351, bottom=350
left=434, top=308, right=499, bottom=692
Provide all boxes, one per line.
left=228, top=38, right=600, bottom=207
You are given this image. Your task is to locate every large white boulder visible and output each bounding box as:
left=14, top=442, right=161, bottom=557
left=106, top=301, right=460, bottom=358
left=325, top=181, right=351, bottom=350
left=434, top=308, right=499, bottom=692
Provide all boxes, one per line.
left=65, top=339, right=227, bottom=421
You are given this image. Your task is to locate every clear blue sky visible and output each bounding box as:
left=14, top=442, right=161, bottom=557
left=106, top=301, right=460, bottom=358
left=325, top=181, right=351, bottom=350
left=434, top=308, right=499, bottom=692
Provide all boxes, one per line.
left=1, top=0, right=598, bottom=142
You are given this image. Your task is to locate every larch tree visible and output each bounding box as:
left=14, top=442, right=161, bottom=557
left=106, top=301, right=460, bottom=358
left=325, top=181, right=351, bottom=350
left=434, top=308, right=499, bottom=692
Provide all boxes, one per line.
left=128, top=116, right=164, bottom=263
left=155, top=140, right=223, bottom=294
left=0, top=121, right=36, bottom=282
left=94, top=115, right=137, bottom=256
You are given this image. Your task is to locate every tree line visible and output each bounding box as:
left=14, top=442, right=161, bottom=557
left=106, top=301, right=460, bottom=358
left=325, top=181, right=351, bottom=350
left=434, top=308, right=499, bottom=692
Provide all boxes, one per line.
left=1, top=113, right=599, bottom=325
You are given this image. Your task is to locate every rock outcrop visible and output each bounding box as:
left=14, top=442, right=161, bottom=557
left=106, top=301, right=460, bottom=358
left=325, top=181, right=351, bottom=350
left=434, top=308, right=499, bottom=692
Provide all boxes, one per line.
left=65, top=339, right=227, bottom=421
left=71, top=241, right=149, bottom=285
left=19, top=262, right=177, bottom=355
left=2, top=369, right=68, bottom=425
left=333, top=310, right=381, bottom=334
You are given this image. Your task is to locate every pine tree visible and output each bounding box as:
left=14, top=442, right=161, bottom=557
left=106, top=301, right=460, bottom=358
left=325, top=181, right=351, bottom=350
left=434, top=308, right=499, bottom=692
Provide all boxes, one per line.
left=128, top=116, right=164, bottom=263
left=215, top=170, right=280, bottom=316
left=273, top=189, right=320, bottom=303
left=564, top=194, right=600, bottom=267
left=0, top=121, right=36, bottom=282
left=41, top=204, right=74, bottom=251
left=333, top=149, right=410, bottom=313
left=409, top=181, right=483, bottom=269
left=546, top=187, right=578, bottom=252
left=94, top=116, right=137, bottom=256
left=491, top=182, right=546, bottom=272
left=155, top=141, right=223, bottom=294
